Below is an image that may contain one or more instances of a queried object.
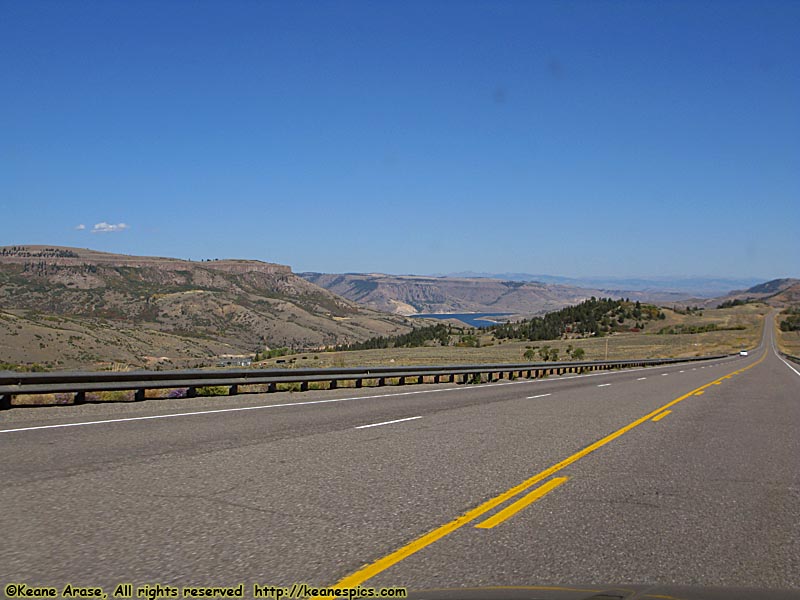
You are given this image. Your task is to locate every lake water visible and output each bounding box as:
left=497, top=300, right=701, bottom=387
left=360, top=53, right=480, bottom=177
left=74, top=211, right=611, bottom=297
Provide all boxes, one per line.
left=411, top=313, right=511, bottom=328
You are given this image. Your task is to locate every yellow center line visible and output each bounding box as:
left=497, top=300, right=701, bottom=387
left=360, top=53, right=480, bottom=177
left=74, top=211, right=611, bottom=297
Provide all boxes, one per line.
left=332, top=351, right=767, bottom=589
left=694, top=391, right=704, bottom=396
left=475, top=477, right=569, bottom=529
left=651, top=410, right=672, bottom=422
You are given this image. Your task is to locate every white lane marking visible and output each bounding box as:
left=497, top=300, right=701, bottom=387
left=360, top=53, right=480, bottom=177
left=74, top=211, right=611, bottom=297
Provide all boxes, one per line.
left=526, top=393, right=552, bottom=399
left=775, top=353, right=800, bottom=378
left=637, top=377, right=647, bottom=381
left=355, top=416, right=421, bottom=429
left=597, top=383, right=611, bottom=387
left=0, top=359, right=727, bottom=434
left=661, top=373, right=669, bottom=376
left=679, top=370, right=685, bottom=373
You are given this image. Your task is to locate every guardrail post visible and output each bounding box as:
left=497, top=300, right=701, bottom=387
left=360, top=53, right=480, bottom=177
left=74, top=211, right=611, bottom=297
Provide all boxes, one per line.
left=378, top=377, right=386, bottom=386
left=267, top=382, right=276, bottom=393
left=1, top=394, right=11, bottom=410
left=228, top=385, right=239, bottom=396
left=186, top=387, right=197, bottom=398
left=74, top=391, right=86, bottom=405
left=329, top=380, right=337, bottom=390
left=418, top=375, right=425, bottom=384
left=356, top=379, right=362, bottom=388
left=134, top=389, right=146, bottom=402
left=300, top=381, right=309, bottom=392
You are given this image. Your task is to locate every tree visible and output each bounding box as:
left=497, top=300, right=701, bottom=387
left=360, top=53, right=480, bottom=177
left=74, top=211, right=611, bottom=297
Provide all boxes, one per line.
left=524, top=348, right=536, bottom=361
left=572, top=348, right=585, bottom=360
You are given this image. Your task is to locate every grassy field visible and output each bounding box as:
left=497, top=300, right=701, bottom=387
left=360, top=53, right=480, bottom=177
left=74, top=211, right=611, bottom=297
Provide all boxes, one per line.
left=256, top=303, right=769, bottom=369
left=776, top=331, right=800, bottom=357
left=776, top=313, right=800, bottom=357
left=8, top=303, right=770, bottom=407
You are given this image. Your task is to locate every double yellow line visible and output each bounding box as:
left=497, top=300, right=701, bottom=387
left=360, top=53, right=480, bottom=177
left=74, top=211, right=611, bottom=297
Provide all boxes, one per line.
left=333, top=352, right=766, bottom=589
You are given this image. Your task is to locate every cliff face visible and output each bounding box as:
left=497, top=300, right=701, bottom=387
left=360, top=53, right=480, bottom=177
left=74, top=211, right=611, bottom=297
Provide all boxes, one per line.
left=0, top=246, right=292, bottom=275
left=300, top=272, right=612, bottom=316
left=0, top=246, right=411, bottom=369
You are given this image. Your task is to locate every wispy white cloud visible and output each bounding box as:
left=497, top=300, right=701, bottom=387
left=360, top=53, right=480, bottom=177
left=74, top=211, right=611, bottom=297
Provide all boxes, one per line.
left=91, top=222, right=129, bottom=233
left=75, top=224, right=86, bottom=230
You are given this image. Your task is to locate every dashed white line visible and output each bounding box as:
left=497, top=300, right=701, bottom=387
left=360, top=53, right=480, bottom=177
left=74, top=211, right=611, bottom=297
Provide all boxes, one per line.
left=661, top=373, right=669, bottom=376
left=636, top=377, right=647, bottom=381
left=526, top=393, right=552, bottom=399
left=597, top=383, right=611, bottom=387
left=355, top=416, right=422, bottom=429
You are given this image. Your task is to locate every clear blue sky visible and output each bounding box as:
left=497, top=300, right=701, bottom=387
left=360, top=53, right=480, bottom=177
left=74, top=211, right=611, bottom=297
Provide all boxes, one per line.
left=2, top=0, right=798, bottom=279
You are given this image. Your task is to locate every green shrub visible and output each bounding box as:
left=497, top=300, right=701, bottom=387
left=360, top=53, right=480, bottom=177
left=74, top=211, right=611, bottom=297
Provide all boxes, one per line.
left=196, top=385, right=230, bottom=397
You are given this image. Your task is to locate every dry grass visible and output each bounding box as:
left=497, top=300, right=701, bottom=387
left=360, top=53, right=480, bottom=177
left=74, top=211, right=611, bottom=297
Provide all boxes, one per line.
left=776, top=330, right=800, bottom=357
left=6, top=304, right=770, bottom=406
left=256, top=304, right=769, bottom=369
left=775, top=307, right=800, bottom=357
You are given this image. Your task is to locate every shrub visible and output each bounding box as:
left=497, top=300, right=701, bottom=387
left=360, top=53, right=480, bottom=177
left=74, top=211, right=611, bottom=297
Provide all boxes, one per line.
left=196, top=385, right=230, bottom=397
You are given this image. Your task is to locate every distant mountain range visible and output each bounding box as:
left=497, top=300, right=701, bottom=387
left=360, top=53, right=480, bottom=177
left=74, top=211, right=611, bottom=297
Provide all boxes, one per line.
left=436, top=272, right=765, bottom=297
left=299, top=272, right=693, bottom=317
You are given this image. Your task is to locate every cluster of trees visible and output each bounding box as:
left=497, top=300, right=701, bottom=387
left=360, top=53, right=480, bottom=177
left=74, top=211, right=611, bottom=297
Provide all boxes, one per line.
left=672, top=305, right=704, bottom=315
left=331, top=297, right=671, bottom=354
left=780, top=309, right=800, bottom=332
left=523, top=344, right=585, bottom=362
left=658, top=323, right=745, bottom=335
left=489, top=297, right=662, bottom=341
left=717, top=298, right=752, bottom=309
left=334, top=323, right=452, bottom=351
left=254, top=347, right=291, bottom=361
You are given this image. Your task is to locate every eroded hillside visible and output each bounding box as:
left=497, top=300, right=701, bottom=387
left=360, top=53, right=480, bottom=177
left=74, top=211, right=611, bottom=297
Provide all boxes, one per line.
left=0, top=246, right=411, bottom=369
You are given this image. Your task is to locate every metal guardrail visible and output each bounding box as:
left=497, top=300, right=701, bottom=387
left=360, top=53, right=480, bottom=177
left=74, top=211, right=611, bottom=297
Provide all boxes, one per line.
left=0, top=354, right=728, bottom=409
left=782, top=353, right=800, bottom=366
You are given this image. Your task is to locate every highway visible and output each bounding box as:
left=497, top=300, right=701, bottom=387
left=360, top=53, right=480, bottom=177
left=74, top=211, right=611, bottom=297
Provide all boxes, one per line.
left=1, top=314, right=798, bottom=596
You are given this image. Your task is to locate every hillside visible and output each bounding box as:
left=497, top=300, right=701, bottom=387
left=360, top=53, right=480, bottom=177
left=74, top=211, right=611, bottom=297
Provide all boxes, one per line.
left=299, top=272, right=690, bottom=317
left=705, top=278, right=800, bottom=308
left=0, top=246, right=412, bottom=370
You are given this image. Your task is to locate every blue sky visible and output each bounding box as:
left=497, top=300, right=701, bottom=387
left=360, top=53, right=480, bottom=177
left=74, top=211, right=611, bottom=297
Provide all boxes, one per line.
left=2, top=0, right=798, bottom=279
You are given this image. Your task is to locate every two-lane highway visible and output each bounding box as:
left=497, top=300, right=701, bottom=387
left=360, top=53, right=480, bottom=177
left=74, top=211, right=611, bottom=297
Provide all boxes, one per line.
left=1, top=315, right=797, bottom=595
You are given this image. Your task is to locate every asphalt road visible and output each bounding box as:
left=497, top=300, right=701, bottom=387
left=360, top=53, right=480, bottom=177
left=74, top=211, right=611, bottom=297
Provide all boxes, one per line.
left=1, top=315, right=798, bottom=597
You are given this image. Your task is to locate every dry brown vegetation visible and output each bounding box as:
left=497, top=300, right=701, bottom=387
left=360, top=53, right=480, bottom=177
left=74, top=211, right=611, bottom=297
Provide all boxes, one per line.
left=0, top=245, right=412, bottom=370
left=255, top=304, right=769, bottom=369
